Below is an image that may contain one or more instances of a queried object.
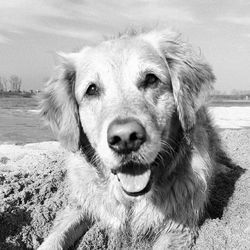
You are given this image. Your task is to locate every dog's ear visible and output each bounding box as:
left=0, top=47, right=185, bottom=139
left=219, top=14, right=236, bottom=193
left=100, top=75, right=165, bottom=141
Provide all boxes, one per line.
left=40, top=52, right=80, bottom=152
left=142, top=30, right=215, bottom=131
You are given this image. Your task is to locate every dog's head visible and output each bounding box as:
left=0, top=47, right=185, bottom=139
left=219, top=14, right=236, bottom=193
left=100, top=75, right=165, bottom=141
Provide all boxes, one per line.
left=40, top=29, right=215, bottom=202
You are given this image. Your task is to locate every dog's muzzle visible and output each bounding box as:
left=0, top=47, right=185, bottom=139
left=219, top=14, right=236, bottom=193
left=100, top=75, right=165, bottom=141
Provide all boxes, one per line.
left=108, top=118, right=152, bottom=196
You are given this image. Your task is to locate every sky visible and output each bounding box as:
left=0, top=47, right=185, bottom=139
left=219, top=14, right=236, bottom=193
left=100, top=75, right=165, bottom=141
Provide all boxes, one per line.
left=0, top=0, right=250, bottom=92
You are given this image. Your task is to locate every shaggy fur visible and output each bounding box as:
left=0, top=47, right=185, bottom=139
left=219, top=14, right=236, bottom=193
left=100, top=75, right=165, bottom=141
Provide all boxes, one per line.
left=38, top=29, right=222, bottom=250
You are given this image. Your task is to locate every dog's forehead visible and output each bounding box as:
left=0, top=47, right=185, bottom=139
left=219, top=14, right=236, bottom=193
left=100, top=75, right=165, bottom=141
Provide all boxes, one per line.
left=97, top=37, right=156, bottom=59
left=77, top=37, right=164, bottom=75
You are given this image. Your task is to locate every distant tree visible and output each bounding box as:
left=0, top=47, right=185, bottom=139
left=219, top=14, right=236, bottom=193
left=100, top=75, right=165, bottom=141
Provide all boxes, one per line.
left=3, top=77, right=7, bottom=91
left=0, top=78, right=3, bottom=91
left=9, top=75, right=22, bottom=92
left=0, top=76, right=8, bottom=91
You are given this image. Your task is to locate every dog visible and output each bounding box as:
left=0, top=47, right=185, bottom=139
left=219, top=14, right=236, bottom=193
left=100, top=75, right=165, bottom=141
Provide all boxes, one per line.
left=38, top=29, right=223, bottom=249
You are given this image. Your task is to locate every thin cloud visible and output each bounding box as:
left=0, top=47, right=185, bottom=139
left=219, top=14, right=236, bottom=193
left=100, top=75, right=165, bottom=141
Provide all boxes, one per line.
left=0, top=0, right=197, bottom=41
left=218, top=16, right=250, bottom=25
left=34, top=26, right=102, bottom=41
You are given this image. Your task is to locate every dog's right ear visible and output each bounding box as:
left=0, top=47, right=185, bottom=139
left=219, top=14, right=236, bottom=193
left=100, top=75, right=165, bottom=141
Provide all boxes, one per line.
left=40, top=52, right=80, bottom=152
left=142, top=30, right=215, bottom=131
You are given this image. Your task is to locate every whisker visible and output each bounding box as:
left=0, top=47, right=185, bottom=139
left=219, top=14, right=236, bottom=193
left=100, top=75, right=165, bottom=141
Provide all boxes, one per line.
left=160, top=139, right=176, bottom=158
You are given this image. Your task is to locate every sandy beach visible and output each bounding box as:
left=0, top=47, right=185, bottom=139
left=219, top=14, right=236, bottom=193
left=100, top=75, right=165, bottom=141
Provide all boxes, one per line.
left=0, top=128, right=249, bottom=249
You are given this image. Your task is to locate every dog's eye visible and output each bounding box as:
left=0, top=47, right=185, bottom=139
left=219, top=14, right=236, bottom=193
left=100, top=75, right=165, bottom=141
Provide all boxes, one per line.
left=143, top=74, right=159, bottom=88
left=85, top=83, right=99, bottom=96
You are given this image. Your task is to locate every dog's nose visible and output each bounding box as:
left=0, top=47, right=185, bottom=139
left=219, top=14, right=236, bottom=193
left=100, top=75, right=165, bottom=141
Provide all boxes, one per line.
left=107, top=119, right=146, bottom=154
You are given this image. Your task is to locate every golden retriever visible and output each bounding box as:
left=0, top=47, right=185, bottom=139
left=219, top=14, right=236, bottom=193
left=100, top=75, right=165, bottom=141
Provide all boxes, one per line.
left=38, top=29, right=222, bottom=249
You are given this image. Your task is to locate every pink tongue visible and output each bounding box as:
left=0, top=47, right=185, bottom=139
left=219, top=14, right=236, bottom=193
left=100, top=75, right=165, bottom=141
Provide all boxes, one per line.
left=117, top=169, right=151, bottom=193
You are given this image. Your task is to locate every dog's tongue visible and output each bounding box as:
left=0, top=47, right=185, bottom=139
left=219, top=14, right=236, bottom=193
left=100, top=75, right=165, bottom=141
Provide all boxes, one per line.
left=117, top=169, right=151, bottom=193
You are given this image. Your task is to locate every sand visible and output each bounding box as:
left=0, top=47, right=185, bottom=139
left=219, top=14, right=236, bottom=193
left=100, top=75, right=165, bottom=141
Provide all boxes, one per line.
left=0, top=130, right=250, bottom=250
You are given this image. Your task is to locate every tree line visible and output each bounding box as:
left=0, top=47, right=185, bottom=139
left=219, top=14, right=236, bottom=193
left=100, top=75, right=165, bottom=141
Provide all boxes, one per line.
left=0, top=75, right=22, bottom=92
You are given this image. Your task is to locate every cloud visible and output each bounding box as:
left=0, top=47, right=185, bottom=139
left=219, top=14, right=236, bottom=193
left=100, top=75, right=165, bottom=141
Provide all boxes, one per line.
left=218, top=16, right=250, bottom=25
left=0, top=0, right=196, bottom=41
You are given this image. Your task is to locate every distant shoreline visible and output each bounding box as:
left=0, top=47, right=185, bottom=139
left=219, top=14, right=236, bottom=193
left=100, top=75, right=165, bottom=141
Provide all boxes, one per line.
left=210, top=99, right=250, bottom=107
left=0, top=91, right=36, bottom=98
left=1, top=92, right=250, bottom=103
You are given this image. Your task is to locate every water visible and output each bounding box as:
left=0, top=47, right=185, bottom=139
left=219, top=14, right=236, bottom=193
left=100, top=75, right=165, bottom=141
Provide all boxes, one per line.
left=0, top=97, right=250, bottom=144
left=0, top=97, right=55, bottom=144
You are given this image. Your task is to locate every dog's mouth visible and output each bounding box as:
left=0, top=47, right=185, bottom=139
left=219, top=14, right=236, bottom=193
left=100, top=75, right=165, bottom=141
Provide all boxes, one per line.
left=112, top=162, right=152, bottom=197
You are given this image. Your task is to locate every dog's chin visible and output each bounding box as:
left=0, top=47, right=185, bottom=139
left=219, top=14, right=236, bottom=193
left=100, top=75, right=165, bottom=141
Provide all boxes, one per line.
left=111, top=162, right=152, bottom=199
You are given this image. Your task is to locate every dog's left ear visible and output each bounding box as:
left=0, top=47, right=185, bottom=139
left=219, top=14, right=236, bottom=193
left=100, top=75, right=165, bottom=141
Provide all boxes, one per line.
left=40, top=52, right=80, bottom=152
left=142, top=30, right=215, bottom=131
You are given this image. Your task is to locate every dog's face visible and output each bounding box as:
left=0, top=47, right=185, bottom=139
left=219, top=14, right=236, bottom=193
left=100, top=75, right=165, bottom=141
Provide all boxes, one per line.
left=40, top=30, right=215, bottom=202
left=74, top=39, right=175, bottom=199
